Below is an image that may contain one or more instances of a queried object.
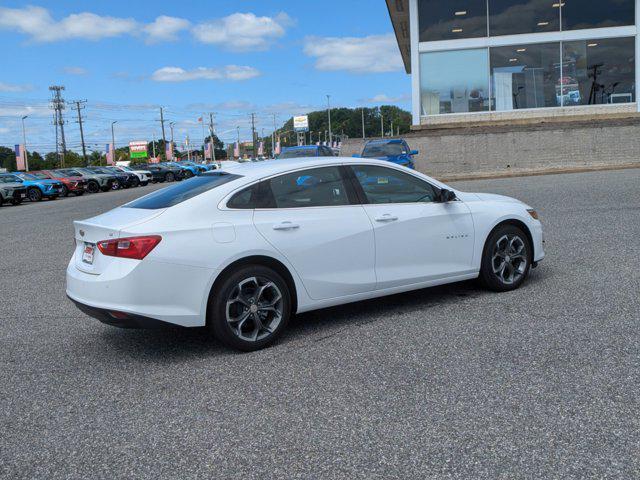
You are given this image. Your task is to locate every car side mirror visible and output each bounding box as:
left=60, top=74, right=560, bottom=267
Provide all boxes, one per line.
left=410, top=150, right=419, bottom=155
left=439, top=189, right=457, bottom=202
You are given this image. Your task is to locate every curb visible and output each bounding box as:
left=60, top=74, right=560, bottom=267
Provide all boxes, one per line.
left=438, top=163, right=640, bottom=183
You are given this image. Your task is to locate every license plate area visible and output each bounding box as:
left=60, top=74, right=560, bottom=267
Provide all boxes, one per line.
left=82, top=243, right=95, bottom=264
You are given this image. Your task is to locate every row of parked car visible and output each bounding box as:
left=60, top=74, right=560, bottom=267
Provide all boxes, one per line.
left=0, top=161, right=217, bottom=207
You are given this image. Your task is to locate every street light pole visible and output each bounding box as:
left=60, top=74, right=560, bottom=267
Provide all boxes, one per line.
left=21, top=115, right=29, bottom=171
left=111, top=121, right=117, bottom=163
left=326, top=95, right=333, bottom=145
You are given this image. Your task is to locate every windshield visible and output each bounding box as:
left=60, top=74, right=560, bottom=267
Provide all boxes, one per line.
left=0, top=175, right=21, bottom=183
left=30, top=172, right=50, bottom=179
left=125, top=172, right=241, bottom=209
left=362, top=143, right=406, bottom=158
left=15, top=173, right=37, bottom=180
left=54, top=170, right=80, bottom=177
left=278, top=147, right=316, bottom=159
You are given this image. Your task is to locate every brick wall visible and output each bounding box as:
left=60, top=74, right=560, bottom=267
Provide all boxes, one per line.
left=340, top=117, right=640, bottom=179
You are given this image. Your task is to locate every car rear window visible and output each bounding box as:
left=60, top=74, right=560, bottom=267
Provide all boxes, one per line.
left=124, top=172, right=241, bottom=209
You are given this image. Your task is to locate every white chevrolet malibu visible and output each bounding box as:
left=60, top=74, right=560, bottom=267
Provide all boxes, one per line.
left=67, top=157, right=544, bottom=351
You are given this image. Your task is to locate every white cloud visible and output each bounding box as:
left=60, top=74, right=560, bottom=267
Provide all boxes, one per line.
left=143, top=15, right=190, bottom=43
left=362, top=93, right=411, bottom=104
left=304, top=34, right=403, bottom=74
left=63, top=66, right=88, bottom=76
left=0, top=6, right=191, bottom=44
left=0, top=82, right=32, bottom=92
left=0, top=6, right=136, bottom=42
left=192, top=12, right=292, bottom=51
left=151, top=65, right=261, bottom=82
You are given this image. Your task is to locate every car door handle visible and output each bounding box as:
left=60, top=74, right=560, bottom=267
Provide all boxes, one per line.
left=272, top=222, right=300, bottom=231
left=374, top=214, right=398, bottom=222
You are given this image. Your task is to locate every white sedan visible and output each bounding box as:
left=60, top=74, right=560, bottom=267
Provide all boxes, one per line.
left=67, top=157, right=544, bottom=351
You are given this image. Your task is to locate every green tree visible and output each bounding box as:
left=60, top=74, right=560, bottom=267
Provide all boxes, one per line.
left=0, top=146, right=17, bottom=171
left=88, top=151, right=103, bottom=166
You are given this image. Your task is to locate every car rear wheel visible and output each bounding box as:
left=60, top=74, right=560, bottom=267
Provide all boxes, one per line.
left=165, top=172, right=175, bottom=182
left=479, top=224, right=532, bottom=292
left=28, top=188, right=42, bottom=202
left=208, top=265, right=291, bottom=352
left=87, top=181, right=100, bottom=193
left=60, top=185, right=69, bottom=197
left=183, top=170, right=194, bottom=178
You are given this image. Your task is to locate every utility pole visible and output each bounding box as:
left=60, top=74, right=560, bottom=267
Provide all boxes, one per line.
left=361, top=108, right=366, bottom=139
left=326, top=95, right=333, bottom=144
left=169, top=122, right=175, bottom=143
left=272, top=114, right=277, bottom=158
left=70, top=100, right=88, bottom=165
left=21, top=115, right=29, bottom=171
left=159, top=107, right=166, bottom=159
left=250, top=113, right=257, bottom=158
left=49, top=86, right=67, bottom=165
left=209, top=113, right=216, bottom=163
left=53, top=111, right=59, bottom=166
left=152, top=132, right=157, bottom=158
left=380, top=112, right=384, bottom=138
left=390, top=120, right=394, bottom=137
left=111, top=121, right=117, bottom=163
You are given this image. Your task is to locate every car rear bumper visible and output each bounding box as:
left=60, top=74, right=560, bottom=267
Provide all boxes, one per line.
left=66, top=253, right=214, bottom=328
left=68, top=296, right=178, bottom=329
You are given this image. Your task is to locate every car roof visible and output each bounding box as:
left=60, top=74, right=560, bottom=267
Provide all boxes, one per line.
left=365, top=138, right=404, bottom=145
left=282, top=145, right=318, bottom=150
left=210, top=156, right=411, bottom=181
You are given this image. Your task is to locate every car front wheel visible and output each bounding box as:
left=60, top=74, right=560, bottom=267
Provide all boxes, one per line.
left=87, top=181, right=100, bottom=193
left=165, top=172, right=175, bottom=182
left=209, top=265, right=291, bottom=352
left=28, top=188, right=42, bottom=202
left=479, top=224, right=532, bottom=292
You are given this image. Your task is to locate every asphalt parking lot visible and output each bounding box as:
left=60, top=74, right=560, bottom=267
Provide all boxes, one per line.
left=1, top=168, right=639, bottom=479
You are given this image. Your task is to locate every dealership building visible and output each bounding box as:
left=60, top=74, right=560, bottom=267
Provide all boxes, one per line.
left=361, top=0, right=640, bottom=178
left=386, top=0, right=639, bottom=127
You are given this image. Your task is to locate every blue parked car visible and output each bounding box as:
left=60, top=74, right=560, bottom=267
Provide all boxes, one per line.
left=356, top=138, right=418, bottom=169
left=278, top=145, right=336, bottom=159
left=178, top=161, right=210, bottom=173
left=160, top=162, right=200, bottom=178
left=0, top=172, right=64, bottom=201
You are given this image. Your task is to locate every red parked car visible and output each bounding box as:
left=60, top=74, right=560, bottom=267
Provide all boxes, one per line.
left=29, top=170, right=88, bottom=197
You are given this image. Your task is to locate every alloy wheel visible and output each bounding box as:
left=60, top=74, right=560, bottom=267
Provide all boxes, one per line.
left=491, top=234, right=528, bottom=285
left=225, top=276, right=284, bottom=342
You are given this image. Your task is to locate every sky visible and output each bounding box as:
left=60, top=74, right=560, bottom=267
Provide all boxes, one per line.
left=0, top=0, right=411, bottom=153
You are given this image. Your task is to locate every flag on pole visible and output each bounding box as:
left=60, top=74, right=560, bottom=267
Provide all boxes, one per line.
left=165, top=141, right=174, bottom=160
left=233, top=141, right=240, bottom=158
left=14, top=144, right=26, bottom=171
left=258, top=141, right=264, bottom=156
left=106, top=143, right=114, bottom=165
left=275, top=140, right=281, bottom=155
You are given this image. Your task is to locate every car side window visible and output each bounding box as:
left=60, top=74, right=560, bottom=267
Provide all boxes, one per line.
left=268, top=166, right=350, bottom=208
left=350, top=165, right=439, bottom=204
left=227, top=182, right=273, bottom=209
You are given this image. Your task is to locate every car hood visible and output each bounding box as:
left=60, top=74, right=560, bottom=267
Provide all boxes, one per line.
left=464, top=192, right=525, bottom=205
left=0, top=182, right=25, bottom=189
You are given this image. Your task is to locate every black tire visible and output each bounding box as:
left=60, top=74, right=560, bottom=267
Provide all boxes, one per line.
left=183, top=170, right=194, bottom=179
left=479, top=224, right=532, bottom=292
left=60, top=185, right=69, bottom=197
left=140, top=181, right=148, bottom=187
left=131, top=177, right=140, bottom=188
left=165, top=172, right=175, bottom=182
left=87, top=181, right=100, bottom=194
left=112, top=181, right=121, bottom=190
left=208, top=265, right=292, bottom=352
left=28, top=188, right=42, bottom=202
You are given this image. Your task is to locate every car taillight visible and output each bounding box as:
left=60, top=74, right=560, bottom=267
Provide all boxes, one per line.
left=97, top=235, right=161, bottom=260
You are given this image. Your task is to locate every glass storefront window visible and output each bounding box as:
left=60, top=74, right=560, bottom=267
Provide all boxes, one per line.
left=490, top=43, right=561, bottom=110
left=420, top=49, right=490, bottom=115
left=561, top=0, right=635, bottom=31
left=562, top=37, right=635, bottom=106
left=418, top=0, right=487, bottom=42
left=489, top=0, right=560, bottom=36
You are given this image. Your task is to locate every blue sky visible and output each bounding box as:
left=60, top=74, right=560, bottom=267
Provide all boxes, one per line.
left=0, top=1, right=410, bottom=152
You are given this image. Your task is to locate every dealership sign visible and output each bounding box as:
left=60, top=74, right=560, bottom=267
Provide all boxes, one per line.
left=129, top=141, right=148, bottom=159
left=293, top=115, right=309, bottom=133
